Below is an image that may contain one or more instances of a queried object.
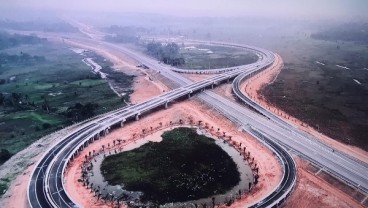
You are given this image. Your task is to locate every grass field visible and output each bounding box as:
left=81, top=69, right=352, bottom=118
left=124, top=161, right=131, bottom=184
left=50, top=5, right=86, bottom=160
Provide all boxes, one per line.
left=101, top=127, right=240, bottom=204
left=261, top=36, right=368, bottom=150
left=178, top=44, right=259, bottom=70
left=0, top=42, right=132, bottom=165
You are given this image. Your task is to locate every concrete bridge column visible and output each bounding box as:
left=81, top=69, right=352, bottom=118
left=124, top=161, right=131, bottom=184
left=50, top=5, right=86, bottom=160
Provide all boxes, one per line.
left=120, top=119, right=126, bottom=127
left=135, top=114, right=140, bottom=121
left=165, top=102, right=169, bottom=109
left=211, top=84, right=214, bottom=89
left=188, top=93, right=191, bottom=98
left=104, top=128, right=109, bottom=136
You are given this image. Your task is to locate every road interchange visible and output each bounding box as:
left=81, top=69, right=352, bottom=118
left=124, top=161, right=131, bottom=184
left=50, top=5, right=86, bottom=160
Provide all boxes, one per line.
left=27, top=37, right=367, bottom=208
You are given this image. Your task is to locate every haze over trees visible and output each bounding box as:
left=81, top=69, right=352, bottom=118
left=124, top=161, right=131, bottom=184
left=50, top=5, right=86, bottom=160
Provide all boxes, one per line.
left=0, top=32, right=45, bottom=50
left=146, top=41, right=185, bottom=66
left=311, top=22, right=368, bottom=43
left=0, top=20, right=78, bottom=33
left=104, top=25, right=150, bottom=43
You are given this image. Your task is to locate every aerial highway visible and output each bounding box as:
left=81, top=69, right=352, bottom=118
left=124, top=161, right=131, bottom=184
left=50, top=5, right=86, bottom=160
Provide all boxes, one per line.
left=26, top=35, right=367, bottom=208
left=27, top=38, right=297, bottom=207
left=110, top=40, right=368, bottom=192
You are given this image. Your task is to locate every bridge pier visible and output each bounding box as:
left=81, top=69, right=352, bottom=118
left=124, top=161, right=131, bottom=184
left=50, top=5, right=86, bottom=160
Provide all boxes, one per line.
left=211, top=84, right=214, bottom=89
left=135, top=114, right=140, bottom=121
left=165, top=102, right=169, bottom=109
left=104, top=128, right=109, bottom=136
left=120, top=120, right=125, bottom=127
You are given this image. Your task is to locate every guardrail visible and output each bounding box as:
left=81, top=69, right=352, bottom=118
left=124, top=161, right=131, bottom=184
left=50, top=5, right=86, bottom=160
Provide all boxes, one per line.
left=246, top=127, right=297, bottom=208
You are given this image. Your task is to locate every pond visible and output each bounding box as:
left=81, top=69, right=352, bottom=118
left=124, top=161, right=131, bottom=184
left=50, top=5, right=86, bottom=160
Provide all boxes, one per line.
left=84, top=127, right=253, bottom=207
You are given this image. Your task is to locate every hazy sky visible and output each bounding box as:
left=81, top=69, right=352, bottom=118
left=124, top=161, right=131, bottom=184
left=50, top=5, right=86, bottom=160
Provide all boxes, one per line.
left=1, top=0, right=368, bottom=19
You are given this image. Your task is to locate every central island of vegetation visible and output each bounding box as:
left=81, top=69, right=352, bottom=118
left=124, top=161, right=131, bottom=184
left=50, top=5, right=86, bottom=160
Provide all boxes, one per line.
left=101, top=127, right=240, bottom=204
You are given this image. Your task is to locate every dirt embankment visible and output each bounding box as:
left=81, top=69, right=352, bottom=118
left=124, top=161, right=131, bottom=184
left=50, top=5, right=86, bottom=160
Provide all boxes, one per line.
left=285, top=158, right=363, bottom=208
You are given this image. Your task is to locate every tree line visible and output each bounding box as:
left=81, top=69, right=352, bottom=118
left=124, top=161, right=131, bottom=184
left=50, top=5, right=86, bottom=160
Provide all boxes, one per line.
left=311, top=22, right=368, bottom=43
left=0, top=32, right=46, bottom=50
left=0, top=52, right=46, bottom=67
left=0, top=20, right=78, bottom=33
left=146, top=41, right=185, bottom=66
left=104, top=25, right=147, bottom=43
left=0, top=91, right=99, bottom=123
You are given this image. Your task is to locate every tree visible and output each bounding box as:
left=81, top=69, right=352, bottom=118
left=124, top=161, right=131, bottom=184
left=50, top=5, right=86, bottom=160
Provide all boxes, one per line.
left=0, top=92, right=4, bottom=105
left=42, top=122, right=51, bottom=129
left=0, top=149, right=12, bottom=163
left=146, top=41, right=185, bottom=66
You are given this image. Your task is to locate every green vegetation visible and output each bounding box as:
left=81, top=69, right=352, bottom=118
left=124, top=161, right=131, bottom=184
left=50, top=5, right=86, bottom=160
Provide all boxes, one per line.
left=0, top=177, right=10, bottom=197
left=0, top=33, right=134, bottom=164
left=101, top=127, right=240, bottom=204
left=0, top=32, right=45, bottom=50
left=0, top=20, right=78, bottom=33
left=104, top=25, right=146, bottom=43
left=144, top=42, right=258, bottom=69
left=262, top=34, right=368, bottom=150
left=178, top=45, right=259, bottom=70
left=146, top=42, right=185, bottom=66
left=311, top=22, right=368, bottom=43
left=87, top=51, right=135, bottom=92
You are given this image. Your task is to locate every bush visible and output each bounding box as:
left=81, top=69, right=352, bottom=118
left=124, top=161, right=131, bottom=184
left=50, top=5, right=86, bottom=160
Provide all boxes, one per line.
left=42, top=122, right=51, bottom=129
left=0, top=149, right=12, bottom=164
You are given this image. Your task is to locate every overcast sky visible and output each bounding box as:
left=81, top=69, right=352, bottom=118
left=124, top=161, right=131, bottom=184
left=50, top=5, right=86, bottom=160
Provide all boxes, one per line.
left=1, top=0, right=368, bottom=19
